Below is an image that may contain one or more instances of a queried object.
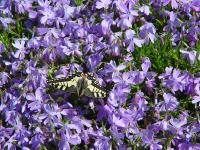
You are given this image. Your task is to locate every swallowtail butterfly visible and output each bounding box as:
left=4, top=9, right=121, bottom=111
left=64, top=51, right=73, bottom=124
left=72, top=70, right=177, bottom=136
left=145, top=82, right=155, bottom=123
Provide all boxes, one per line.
left=47, top=72, right=107, bottom=98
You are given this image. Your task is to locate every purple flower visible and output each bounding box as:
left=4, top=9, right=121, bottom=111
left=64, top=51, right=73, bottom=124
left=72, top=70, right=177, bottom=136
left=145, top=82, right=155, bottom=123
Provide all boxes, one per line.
left=140, top=129, right=163, bottom=150
left=115, top=1, right=138, bottom=29
left=39, top=5, right=55, bottom=25
left=0, top=72, right=9, bottom=87
left=169, top=112, right=188, bottom=135
left=139, top=5, right=150, bottom=15
left=61, top=44, right=82, bottom=57
left=191, top=0, right=200, bottom=12
left=101, top=13, right=115, bottom=35
left=159, top=67, right=188, bottom=93
left=118, top=107, right=142, bottom=126
left=112, top=72, right=133, bottom=85
left=58, top=123, right=81, bottom=150
left=26, top=87, right=46, bottom=111
left=104, top=60, right=126, bottom=75
left=132, top=91, right=148, bottom=111
left=180, top=49, right=197, bottom=65
left=38, top=28, right=61, bottom=44
left=108, top=85, right=130, bottom=107
left=93, top=130, right=110, bottom=150
left=0, top=126, right=14, bottom=148
left=162, top=0, right=178, bottom=9
left=12, top=39, right=29, bottom=60
left=139, top=23, right=156, bottom=44
left=1, top=0, right=200, bottom=149
left=25, top=61, right=47, bottom=88
left=28, top=10, right=37, bottom=19
left=192, top=95, right=200, bottom=104
left=13, top=0, right=33, bottom=13
left=27, top=36, right=40, bottom=49
left=141, top=57, right=151, bottom=72
left=0, top=41, right=5, bottom=53
left=145, top=72, right=157, bottom=95
left=111, top=113, right=129, bottom=128
left=163, top=11, right=180, bottom=32
left=30, top=127, right=45, bottom=149
left=96, top=0, right=112, bottom=9
left=158, top=93, right=179, bottom=111
left=10, top=119, right=31, bottom=146
left=130, top=70, right=146, bottom=84
left=125, top=29, right=144, bottom=52
left=38, top=103, right=71, bottom=127
left=86, top=53, right=103, bottom=71
left=108, top=32, right=122, bottom=56
left=97, top=104, right=114, bottom=120
left=178, top=142, right=197, bottom=150
left=0, top=17, right=15, bottom=27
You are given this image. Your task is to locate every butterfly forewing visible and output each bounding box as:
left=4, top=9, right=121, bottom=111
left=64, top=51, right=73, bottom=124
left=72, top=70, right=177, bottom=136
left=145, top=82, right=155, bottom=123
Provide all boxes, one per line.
left=47, top=76, right=79, bottom=93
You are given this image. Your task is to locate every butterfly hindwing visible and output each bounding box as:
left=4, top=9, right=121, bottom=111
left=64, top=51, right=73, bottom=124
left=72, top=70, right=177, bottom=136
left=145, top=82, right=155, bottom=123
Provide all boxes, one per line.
left=83, top=75, right=107, bottom=98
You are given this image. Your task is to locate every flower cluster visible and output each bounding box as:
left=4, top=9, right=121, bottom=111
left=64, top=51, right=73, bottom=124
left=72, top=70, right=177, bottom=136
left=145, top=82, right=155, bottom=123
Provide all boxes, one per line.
left=0, top=0, right=200, bottom=149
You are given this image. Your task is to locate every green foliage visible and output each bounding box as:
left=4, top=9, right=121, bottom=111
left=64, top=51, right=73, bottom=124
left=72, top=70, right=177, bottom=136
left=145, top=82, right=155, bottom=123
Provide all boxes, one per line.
left=74, top=0, right=83, bottom=6
left=0, top=18, right=31, bottom=51
left=132, top=32, right=200, bottom=74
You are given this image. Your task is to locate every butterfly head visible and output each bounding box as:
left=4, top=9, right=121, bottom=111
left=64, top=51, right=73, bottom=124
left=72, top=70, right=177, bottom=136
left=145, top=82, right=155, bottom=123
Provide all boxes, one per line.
left=81, top=72, right=88, bottom=78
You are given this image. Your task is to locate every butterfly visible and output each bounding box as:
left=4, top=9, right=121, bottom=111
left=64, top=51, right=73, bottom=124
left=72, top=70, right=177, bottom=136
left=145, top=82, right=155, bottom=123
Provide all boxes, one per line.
left=47, top=72, right=107, bottom=98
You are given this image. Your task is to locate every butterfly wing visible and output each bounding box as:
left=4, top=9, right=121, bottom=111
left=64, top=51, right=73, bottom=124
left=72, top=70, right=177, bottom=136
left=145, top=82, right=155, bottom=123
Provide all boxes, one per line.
left=83, top=75, right=107, bottom=98
left=47, top=75, right=80, bottom=93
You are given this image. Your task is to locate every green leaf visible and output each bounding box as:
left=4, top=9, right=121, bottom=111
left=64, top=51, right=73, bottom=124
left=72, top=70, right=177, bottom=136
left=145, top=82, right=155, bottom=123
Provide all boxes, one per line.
left=74, top=0, right=83, bottom=6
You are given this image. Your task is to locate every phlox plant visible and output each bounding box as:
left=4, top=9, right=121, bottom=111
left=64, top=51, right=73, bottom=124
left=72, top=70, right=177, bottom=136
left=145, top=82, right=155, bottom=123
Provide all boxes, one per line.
left=0, top=0, right=200, bottom=150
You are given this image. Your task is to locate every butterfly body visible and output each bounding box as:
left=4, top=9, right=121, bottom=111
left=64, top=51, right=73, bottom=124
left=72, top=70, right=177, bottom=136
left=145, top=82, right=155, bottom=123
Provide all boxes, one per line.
left=47, top=72, right=107, bottom=98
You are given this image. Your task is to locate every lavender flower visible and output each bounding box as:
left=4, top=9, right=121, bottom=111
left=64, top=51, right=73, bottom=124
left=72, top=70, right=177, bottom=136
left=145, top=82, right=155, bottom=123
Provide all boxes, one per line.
left=0, top=72, right=9, bottom=87
left=139, top=5, right=150, bottom=15
left=162, top=0, right=179, bottom=9
left=104, top=60, right=126, bottom=75
left=192, top=95, right=200, bottom=104
left=158, top=93, right=179, bottom=111
left=58, top=123, right=81, bottom=150
left=12, top=39, right=28, bottom=60
left=26, top=87, right=46, bottom=111
left=180, top=49, right=197, bottom=65
left=139, top=23, right=156, bottom=44
left=112, top=72, right=133, bottom=85
left=115, top=0, right=138, bottom=29
left=96, top=0, right=112, bottom=9
left=0, top=17, right=15, bottom=27
left=1, top=0, right=200, bottom=149
left=125, top=29, right=144, bottom=52
left=101, top=13, right=115, bottom=35
left=140, top=129, right=163, bottom=150
left=168, top=112, right=188, bottom=136
left=0, top=41, right=4, bottom=53
left=191, top=0, right=200, bottom=12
